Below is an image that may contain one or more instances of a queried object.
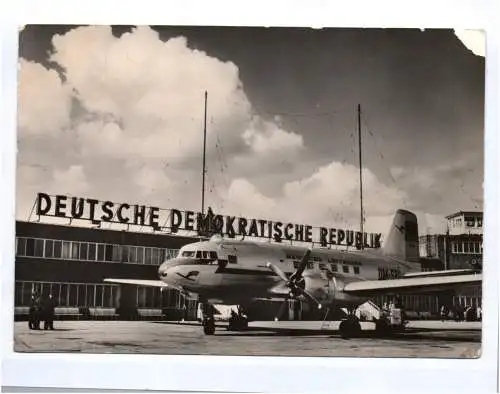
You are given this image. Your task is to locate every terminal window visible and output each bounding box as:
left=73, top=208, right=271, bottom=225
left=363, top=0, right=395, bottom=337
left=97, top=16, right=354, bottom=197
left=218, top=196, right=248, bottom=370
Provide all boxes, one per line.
left=15, top=237, right=179, bottom=266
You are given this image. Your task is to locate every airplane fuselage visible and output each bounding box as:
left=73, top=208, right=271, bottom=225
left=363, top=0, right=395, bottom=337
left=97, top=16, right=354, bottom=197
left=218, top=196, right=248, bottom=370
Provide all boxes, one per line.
left=158, top=238, right=420, bottom=308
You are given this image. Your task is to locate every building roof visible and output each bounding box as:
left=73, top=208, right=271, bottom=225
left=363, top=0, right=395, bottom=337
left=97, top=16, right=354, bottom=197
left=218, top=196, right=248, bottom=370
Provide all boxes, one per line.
left=445, top=211, right=483, bottom=219
left=15, top=220, right=201, bottom=248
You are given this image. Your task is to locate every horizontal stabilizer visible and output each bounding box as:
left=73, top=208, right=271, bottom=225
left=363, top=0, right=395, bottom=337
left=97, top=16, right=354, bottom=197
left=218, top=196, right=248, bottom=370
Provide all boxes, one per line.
left=343, top=273, right=482, bottom=297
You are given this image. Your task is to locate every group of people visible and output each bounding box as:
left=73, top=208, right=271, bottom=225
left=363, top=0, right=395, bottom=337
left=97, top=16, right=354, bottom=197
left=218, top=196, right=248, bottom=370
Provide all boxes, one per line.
left=28, top=292, right=57, bottom=330
left=440, top=304, right=482, bottom=322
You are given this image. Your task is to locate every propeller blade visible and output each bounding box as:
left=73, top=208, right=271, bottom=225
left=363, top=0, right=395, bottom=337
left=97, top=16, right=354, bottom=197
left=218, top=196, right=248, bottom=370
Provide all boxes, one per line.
left=274, top=298, right=289, bottom=321
left=266, top=262, right=289, bottom=282
left=298, top=288, right=323, bottom=310
left=290, top=249, right=311, bottom=281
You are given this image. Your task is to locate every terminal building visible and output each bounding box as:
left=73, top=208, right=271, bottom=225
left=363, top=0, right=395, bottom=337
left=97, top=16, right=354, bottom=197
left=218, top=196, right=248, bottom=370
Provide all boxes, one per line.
left=418, top=211, right=483, bottom=312
left=13, top=195, right=483, bottom=321
left=14, top=220, right=200, bottom=321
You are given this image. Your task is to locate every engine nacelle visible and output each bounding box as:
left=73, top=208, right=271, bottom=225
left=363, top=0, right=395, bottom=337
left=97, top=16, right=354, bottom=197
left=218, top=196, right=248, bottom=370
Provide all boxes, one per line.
left=303, top=274, right=368, bottom=307
left=303, top=275, right=330, bottom=303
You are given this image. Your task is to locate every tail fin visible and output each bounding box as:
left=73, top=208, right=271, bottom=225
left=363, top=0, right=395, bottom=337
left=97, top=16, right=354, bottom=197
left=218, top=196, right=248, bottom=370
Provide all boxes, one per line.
left=382, top=209, right=419, bottom=262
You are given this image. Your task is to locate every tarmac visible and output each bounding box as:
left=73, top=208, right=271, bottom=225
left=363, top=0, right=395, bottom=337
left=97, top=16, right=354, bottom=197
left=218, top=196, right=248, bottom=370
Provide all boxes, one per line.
left=13, top=320, right=481, bottom=358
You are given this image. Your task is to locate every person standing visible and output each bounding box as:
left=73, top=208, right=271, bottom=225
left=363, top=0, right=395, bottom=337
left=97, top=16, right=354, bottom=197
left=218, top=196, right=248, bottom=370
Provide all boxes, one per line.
left=28, top=292, right=41, bottom=330
left=42, top=293, right=57, bottom=330
left=440, top=305, right=447, bottom=322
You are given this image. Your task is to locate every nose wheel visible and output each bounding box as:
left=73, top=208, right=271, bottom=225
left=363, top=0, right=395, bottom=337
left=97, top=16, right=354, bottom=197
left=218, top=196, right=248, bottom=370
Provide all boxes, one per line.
left=203, top=317, right=216, bottom=335
left=200, top=302, right=216, bottom=335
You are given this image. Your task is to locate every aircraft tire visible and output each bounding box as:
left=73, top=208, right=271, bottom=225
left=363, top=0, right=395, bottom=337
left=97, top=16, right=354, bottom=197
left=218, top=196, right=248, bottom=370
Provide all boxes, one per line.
left=375, top=319, right=391, bottom=336
left=203, top=319, right=216, bottom=335
left=227, top=317, right=248, bottom=331
left=339, top=318, right=361, bottom=339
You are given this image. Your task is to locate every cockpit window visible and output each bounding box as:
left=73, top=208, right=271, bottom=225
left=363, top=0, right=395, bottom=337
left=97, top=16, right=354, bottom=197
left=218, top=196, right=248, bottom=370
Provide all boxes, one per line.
left=180, top=247, right=219, bottom=264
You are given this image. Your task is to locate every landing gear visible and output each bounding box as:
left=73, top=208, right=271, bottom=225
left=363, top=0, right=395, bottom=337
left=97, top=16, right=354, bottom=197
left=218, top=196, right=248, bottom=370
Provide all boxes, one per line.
left=339, top=307, right=362, bottom=339
left=201, top=303, right=216, bottom=335
left=203, top=318, right=215, bottom=335
left=227, top=306, right=249, bottom=331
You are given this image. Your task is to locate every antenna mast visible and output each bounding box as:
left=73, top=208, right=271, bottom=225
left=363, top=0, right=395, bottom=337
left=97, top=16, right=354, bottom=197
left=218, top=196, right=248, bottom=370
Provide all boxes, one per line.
left=358, top=103, right=364, bottom=249
left=201, top=91, right=208, bottom=215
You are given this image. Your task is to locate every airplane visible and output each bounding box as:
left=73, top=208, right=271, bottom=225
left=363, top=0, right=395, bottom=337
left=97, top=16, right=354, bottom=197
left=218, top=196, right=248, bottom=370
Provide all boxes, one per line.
left=104, top=209, right=482, bottom=338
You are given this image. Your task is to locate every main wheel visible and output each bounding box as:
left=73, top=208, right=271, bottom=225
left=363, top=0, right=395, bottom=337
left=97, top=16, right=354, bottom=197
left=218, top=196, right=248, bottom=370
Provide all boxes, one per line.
left=203, top=318, right=215, bottom=335
left=375, top=319, right=391, bottom=336
left=339, top=318, right=361, bottom=339
left=227, top=316, right=248, bottom=331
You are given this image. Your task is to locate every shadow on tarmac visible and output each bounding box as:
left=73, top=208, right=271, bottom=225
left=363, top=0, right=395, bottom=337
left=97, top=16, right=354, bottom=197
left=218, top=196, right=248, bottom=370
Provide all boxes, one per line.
left=215, top=330, right=480, bottom=342
left=150, top=321, right=481, bottom=342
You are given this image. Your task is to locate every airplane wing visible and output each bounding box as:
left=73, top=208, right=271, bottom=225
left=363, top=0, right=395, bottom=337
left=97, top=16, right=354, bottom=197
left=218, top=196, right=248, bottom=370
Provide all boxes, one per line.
left=103, top=278, right=192, bottom=296
left=343, top=273, right=482, bottom=297
left=103, top=278, right=169, bottom=288
left=403, top=269, right=480, bottom=278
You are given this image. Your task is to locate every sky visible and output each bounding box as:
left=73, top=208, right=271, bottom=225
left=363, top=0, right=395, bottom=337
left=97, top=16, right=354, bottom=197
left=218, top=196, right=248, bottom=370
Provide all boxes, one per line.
left=16, top=25, right=485, bottom=237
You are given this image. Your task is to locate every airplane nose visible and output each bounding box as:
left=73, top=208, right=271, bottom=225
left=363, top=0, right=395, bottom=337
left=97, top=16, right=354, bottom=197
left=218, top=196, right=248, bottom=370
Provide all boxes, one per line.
left=158, top=264, right=168, bottom=278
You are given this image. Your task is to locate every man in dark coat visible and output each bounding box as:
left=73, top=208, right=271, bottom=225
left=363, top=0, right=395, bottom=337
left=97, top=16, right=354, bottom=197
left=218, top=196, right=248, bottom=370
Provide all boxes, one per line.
left=28, top=292, right=41, bottom=330
left=42, top=293, right=57, bottom=330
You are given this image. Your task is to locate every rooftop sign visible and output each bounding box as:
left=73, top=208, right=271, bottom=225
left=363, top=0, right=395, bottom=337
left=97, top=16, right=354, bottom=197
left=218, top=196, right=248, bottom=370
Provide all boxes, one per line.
left=34, top=192, right=382, bottom=249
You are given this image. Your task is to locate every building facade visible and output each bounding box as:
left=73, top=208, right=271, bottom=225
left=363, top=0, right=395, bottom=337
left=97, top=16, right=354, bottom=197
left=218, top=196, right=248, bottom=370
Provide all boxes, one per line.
left=418, top=211, right=483, bottom=270
left=417, top=211, right=483, bottom=311
left=14, top=221, right=199, bottom=321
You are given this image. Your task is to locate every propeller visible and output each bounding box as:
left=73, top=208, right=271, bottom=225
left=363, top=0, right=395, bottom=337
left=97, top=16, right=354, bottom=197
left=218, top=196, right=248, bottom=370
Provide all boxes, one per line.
left=266, top=249, right=323, bottom=321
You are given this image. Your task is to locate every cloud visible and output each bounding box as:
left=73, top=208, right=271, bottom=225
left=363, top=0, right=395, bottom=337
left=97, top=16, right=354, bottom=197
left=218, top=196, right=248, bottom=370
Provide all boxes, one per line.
left=49, top=165, right=90, bottom=196
left=16, top=25, right=477, bottom=238
left=242, top=117, right=304, bottom=154
left=218, top=161, right=409, bottom=231
left=16, top=25, right=307, bottom=217
left=44, top=25, right=304, bottom=167
left=454, top=29, right=485, bottom=57
left=389, top=153, right=483, bottom=214
left=17, top=59, right=72, bottom=135
left=49, top=26, right=253, bottom=162
left=215, top=160, right=449, bottom=235
left=131, top=163, right=174, bottom=196
left=222, top=178, right=278, bottom=217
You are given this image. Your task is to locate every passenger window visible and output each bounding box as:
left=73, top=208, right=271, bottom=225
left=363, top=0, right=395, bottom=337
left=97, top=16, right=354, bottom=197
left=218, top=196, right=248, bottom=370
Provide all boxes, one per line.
left=196, top=251, right=202, bottom=259
left=228, top=255, right=237, bottom=264
left=331, top=264, right=338, bottom=272
left=342, top=266, right=349, bottom=273
left=210, top=251, right=217, bottom=260
left=203, top=251, right=209, bottom=259
left=354, top=267, right=360, bottom=275
left=319, top=263, right=326, bottom=270
left=307, top=262, right=314, bottom=269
